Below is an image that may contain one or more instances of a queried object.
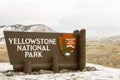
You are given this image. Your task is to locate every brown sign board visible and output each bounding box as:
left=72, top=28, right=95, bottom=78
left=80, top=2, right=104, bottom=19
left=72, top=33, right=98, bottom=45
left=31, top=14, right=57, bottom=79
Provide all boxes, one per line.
left=4, top=29, right=86, bottom=73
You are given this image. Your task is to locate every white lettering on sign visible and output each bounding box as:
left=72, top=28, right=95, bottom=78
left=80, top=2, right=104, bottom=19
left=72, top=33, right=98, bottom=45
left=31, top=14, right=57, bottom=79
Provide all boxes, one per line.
left=8, top=38, right=56, bottom=44
left=25, top=52, right=42, bottom=58
left=17, top=45, right=50, bottom=51
left=8, top=38, right=57, bottom=58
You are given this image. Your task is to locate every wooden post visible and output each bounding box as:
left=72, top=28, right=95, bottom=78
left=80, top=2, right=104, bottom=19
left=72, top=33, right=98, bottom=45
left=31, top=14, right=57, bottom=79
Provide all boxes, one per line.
left=73, top=30, right=80, bottom=69
left=52, top=55, right=59, bottom=73
left=79, top=29, right=86, bottom=71
left=23, top=60, right=32, bottom=74
left=73, top=30, right=79, bottom=34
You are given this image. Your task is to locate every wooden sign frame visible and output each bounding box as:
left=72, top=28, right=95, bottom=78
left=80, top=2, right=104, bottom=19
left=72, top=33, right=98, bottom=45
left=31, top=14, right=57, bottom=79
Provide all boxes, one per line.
left=4, top=29, right=86, bottom=73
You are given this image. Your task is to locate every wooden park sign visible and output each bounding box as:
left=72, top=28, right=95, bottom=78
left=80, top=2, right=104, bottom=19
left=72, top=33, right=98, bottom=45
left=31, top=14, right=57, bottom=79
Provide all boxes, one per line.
left=4, top=29, right=86, bottom=73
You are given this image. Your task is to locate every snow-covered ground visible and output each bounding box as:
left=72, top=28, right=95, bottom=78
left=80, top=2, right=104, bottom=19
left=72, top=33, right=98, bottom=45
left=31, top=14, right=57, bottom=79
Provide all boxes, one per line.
left=0, top=63, right=119, bottom=80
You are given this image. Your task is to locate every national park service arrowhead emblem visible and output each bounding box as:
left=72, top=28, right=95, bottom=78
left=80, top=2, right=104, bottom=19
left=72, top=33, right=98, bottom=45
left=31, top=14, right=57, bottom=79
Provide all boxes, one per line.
left=59, top=33, right=76, bottom=59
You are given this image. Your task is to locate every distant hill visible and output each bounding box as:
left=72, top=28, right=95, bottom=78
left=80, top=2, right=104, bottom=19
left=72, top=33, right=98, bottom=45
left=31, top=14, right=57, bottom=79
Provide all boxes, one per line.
left=87, top=35, right=120, bottom=45
left=0, top=25, right=120, bottom=45
left=0, top=24, right=55, bottom=44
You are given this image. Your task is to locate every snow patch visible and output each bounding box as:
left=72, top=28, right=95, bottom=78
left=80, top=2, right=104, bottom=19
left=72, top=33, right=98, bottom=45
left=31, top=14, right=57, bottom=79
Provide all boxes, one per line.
left=0, top=63, right=119, bottom=80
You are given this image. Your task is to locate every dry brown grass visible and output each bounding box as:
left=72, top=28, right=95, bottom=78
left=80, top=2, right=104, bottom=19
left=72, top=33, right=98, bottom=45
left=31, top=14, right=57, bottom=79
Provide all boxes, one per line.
left=0, top=45, right=9, bottom=62
left=86, top=44, right=120, bottom=68
left=0, top=44, right=120, bottom=68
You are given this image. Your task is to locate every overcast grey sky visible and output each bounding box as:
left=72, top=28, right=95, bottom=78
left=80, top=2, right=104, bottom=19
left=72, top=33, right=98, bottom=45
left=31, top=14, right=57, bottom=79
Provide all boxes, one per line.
left=0, top=0, right=120, bottom=37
